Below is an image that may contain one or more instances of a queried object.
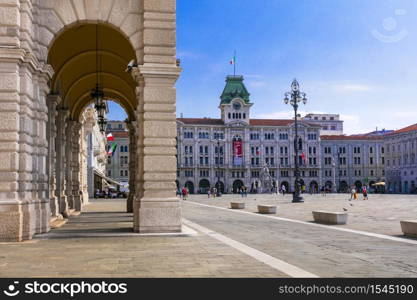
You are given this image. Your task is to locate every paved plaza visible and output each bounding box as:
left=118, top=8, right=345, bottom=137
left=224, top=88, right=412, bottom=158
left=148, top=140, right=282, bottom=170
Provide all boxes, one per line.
left=1, top=195, right=417, bottom=278
left=185, top=193, right=417, bottom=236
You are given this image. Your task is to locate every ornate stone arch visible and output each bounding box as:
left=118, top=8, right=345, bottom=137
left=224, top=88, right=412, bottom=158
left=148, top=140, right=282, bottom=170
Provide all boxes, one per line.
left=0, top=0, right=181, bottom=241
left=32, top=0, right=143, bottom=63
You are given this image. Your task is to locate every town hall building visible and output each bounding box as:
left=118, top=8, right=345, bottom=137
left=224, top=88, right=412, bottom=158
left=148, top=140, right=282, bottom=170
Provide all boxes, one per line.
left=176, top=75, right=416, bottom=194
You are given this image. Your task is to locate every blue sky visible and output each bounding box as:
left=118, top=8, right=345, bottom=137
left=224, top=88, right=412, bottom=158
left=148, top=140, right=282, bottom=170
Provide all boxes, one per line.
left=108, top=0, right=417, bottom=134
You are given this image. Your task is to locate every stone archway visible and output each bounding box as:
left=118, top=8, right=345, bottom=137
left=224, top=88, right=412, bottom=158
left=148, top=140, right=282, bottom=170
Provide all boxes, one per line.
left=355, top=180, right=362, bottom=191
left=199, top=179, right=210, bottom=194
left=215, top=181, right=225, bottom=194
left=233, top=180, right=244, bottom=193
left=0, top=0, right=181, bottom=242
left=339, top=180, right=348, bottom=193
left=184, top=181, right=194, bottom=194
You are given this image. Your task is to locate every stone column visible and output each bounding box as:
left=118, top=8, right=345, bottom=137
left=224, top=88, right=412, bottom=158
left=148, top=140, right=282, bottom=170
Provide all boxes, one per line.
left=55, top=108, right=70, bottom=217
left=71, top=122, right=82, bottom=211
left=46, top=95, right=60, bottom=217
left=33, top=69, right=51, bottom=234
left=126, top=120, right=136, bottom=213
left=0, top=49, right=34, bottom=242
left=134, top=66, right=181, bottom=233
left=65, top=120, right=75, bottom=210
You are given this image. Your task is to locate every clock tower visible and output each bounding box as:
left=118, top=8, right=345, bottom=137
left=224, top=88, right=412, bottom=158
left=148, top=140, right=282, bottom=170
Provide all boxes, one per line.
left=219, top=75, right=253, bottom=125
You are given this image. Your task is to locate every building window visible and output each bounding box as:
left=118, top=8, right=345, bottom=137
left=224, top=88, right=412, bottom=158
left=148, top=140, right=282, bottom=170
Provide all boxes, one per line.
left=120, top=170, right=123, bottom=176
left=184, top=131, right=193, bottom=139
left=107, top=170, right=111, bottom=176
left=214, top=132, right=224, bottom=140
left=279, top=133, right=288, bottom=140
left=250, top=133, right=260, bottom=140
left=198, top=132, right=209, bottom=139
left=185, top=170, right=193, bottom=177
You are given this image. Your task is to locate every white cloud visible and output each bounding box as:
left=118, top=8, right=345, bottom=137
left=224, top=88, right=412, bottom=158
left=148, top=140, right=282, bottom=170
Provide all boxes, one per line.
left=245, top=74, right=263, bottom=79
left=177, top=51, right=203, bottom=60
left=332, top=83, right=374, bottom=92
left=247, top=81, right=267, bottom=88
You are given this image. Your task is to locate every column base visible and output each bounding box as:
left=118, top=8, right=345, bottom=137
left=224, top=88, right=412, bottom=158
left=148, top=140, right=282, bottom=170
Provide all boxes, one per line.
left=34, top=199, right=51, bottom=234
left=50, top=196, right=60, bottom=218
left=60, top=195, right=70, bottom=218
left=73, top=195, right=81, bottom=212
left=0, top=201, right=36, bottom=242
left=133, top=197, right=182, bottom=233
left=126, top=196, right=133, bottom=213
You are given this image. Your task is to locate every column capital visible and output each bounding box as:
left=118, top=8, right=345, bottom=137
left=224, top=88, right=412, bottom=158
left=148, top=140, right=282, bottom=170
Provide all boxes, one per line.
left=47, top=94, right=62, bottom=106
left=139, top=65, right=181, bottom=82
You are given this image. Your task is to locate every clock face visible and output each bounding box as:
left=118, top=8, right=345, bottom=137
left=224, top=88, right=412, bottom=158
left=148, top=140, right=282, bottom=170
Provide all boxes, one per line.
left=233, top=102, right=241, bottom=110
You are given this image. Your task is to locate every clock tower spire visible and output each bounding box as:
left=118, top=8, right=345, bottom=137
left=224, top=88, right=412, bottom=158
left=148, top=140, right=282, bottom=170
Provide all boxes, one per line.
left=219, top=75, right=252, bottom=124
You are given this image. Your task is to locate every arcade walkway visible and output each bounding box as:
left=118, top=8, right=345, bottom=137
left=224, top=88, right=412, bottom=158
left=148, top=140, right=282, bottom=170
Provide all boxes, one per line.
left=0, top=199, right=285, bottom=277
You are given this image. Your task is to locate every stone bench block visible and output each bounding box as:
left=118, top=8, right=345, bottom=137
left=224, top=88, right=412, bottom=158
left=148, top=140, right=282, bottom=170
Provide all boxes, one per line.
left=257, top=205, right=276, bottom=214
left=230, top=202, right=245, bottom=209
left=400, top=220, right=417, bottom=238
left=312, top=211, right=348, bottom=225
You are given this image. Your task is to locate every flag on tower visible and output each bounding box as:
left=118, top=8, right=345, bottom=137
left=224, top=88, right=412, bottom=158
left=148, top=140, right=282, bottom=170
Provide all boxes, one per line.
left=107, top=143, right=117, bottom=156
left=230, top=50, right=236, bottom=76
left=301, top=152, right=306, bottom=164
left=106, top=133, right=114, bottom=142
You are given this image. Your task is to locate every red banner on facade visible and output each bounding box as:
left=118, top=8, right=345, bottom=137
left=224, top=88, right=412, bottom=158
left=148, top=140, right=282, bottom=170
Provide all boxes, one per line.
left=233, top=140, right=242, bottom=157
left=233, top=140, right=243, bottom=165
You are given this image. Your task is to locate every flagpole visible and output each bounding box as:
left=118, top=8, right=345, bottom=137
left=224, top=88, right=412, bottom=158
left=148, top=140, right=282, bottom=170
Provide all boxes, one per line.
left=234, top=50, right=236, bottom=76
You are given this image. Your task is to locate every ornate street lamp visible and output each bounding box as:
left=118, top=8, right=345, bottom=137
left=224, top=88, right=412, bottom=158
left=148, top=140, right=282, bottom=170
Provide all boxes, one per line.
left=91, top=23, right=107, bottom=132
left=337, top=149, right=341, bottom=192
left=283, top=78, right=307, bottom=203
left=216, top=137, right=223, bottom=197
left=97, top=116, right=107, bottom=133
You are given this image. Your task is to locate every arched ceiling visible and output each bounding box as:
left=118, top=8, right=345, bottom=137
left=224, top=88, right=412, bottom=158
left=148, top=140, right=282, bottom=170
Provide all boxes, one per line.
left=48, top=23, right=137, bottom=120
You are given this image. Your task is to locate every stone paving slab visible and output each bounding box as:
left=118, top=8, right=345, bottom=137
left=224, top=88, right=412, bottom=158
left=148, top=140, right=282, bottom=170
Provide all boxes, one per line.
left=0, top=199, right=286, bottom=278
left=185, top=193, right=417, bottom=236
left=182, top=201, right=417, bottom=277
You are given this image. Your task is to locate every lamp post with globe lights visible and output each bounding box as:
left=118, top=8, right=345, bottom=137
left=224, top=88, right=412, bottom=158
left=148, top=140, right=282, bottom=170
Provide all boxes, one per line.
left=283, top=79, right=307, bottom=203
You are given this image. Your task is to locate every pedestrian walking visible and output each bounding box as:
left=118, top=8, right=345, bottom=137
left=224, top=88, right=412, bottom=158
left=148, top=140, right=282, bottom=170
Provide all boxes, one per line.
left=281, top=184, right=286, bottom=196
left=181, top=187, right=187, bottom=200
left=362, top=186, right=368, bottom=200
